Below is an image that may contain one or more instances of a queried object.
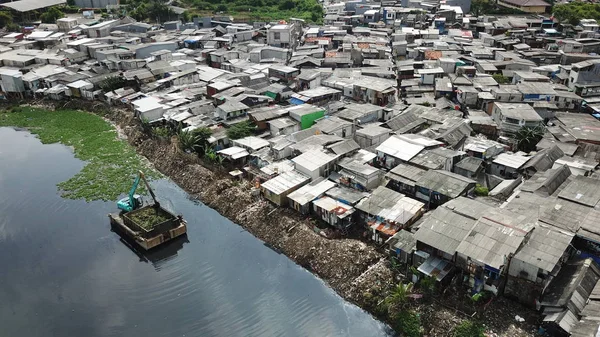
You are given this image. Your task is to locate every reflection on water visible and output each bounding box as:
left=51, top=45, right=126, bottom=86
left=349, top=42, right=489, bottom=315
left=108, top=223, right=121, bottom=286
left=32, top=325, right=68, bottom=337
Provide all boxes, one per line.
left=0, top=127, right=394, bottom=337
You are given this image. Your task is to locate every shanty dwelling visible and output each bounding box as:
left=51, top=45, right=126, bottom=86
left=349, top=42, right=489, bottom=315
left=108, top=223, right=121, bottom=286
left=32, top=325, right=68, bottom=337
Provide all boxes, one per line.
left=388, top=230, right=417, bottom=267
left=214, top=101, right=249, bottom=121
left=248, top=106, right=287, bottom=131
left=352, top=77, right=397, bottom=106
left=408, top=147, right=466, bottom=171
left=490, top=152, right=530, bottom=179
left=539, top=259, right=600, bottom=337
left=337, top=159, right=383, bottom=191
left=312, top=196, right=356, bottom=230
left=355, top=186, right=425, bottom=244
left=384, top=109, right=427, bottom=134
left=491, top=102, right=544, bottom=136
left=413, top=197, right=494, bottom=283
left=291, top=87, right=342, bottom=106
left=287, top=104, right=326, bottom=129
left=261, top=170, right=310, bottom=206
left=216, top=146, right=249, bottom=165
left=375, top=135, right=426, bottom=169
left=453, top=156, right=485, bottom=180
left=326, top=139, right=361, bottom=158
left=133, top=96, right=165, bottom=121
left=314, top=116, right=355, bottom=139
left=455, top=208, right=535, bottom=295
left=386, top=163, right=427, bottom=197
left=231, top=136, right=270, bottom=154
left=415, top=170, right=476, bottom=208
left=335, top=103, right=388, bottom=125
left=353, top=124, right=391, bottom=149
left=66, top=80, right=94, bottom=99
left=268, top=64, right=300, bottom=83
left=292, top=149, right=339, bottom=181
left=521, top=145, right=564, bottom=178
left=288, top=178, right=337, bottom=215
left=268, top=117, right=300, bottom=137
left=505, top=224, right=574, bottom=307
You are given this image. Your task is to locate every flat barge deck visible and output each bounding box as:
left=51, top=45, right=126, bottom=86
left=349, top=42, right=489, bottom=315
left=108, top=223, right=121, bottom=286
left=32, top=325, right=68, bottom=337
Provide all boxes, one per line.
left=109, top=205, right=187, bottom=250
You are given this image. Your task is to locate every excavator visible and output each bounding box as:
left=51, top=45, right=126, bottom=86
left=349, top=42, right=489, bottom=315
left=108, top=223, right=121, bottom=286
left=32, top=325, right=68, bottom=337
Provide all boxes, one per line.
left=117, top=171, right=160, bottom=213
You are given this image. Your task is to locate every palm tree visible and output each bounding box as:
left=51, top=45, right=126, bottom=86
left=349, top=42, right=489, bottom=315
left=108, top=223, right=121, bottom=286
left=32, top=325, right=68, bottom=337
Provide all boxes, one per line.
left=514, top=126, right=544, bottom=152
left=386, top=282, right=414, bottom=310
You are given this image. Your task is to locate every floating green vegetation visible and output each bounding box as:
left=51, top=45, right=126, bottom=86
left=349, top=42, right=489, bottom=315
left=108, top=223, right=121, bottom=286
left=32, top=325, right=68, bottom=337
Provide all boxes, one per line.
left=0, top=106, right=159, bottom=201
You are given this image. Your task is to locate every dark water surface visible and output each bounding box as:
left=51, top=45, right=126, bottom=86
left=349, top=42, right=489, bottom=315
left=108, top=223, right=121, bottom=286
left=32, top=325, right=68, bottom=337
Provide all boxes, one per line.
left=0, top=127, right=393, bottom=337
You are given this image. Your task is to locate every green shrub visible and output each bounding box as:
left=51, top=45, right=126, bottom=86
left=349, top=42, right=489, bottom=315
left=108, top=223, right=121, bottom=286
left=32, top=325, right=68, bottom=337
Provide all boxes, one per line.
left=393, top=310, right=422, bottom=337
left=474, top=184, right=489, bottom=196
left=453, top=320, right=485, bottom=337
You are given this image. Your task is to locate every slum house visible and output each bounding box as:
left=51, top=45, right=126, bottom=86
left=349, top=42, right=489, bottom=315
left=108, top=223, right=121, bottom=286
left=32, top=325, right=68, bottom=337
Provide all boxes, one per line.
left=386, top=163, right=428, bottom=196
left=388, top=230, right=418, bottom=265
left=414, top=169, right=476, bottom=208
left=355, top=186, right=425, bottom=243
left=490, top=152, right=531, bottom=179
left=408, top=147, right=465, bottom=171
left=247, top=105, right=287, bottom=131
left=384, top=109, right=427, bottom=134
left=261, top=170, right=310, bottom=206
left=312, top=196, right=356, bottom=230
left=325, top=139, right=361, bottom=157
left=292, top=149, right=339, bottom=181
left=288, top=178, right=337, bottom=215
left=453, top=156, right=485, bottom=180
left=337, top=158, right=384, bottom=191
left=335, top=102, right=388, bottom=125
left=554, top=112, right=600, bottom=146
left=214, top=100, right=249, bottom=121
left=352, top=77, right=397, bottom=106
left=268, top=117, right=300, bottom=136
left=290, top=87, right=342, bottom=106
left=521, top=145, right=565, bottom=178
left=491, top=102, right=544, bottom=137
left=287, top=104, right=326, bottom=129
left=314, top=116, right=355, bottom=139
left=354, top=124, right=391, bottom=149
left=413, top=197, right=494, bottom=282
left=505, top=222, right=575, bottom=307
left=455, top=208, right=535, bottom=295
left=540, top=258, right=600, bottom=337
left=231, top=136, right=270, bottom=154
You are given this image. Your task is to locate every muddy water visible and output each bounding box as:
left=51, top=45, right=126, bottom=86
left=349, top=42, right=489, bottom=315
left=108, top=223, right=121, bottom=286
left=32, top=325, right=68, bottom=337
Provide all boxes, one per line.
left=0, top=127, right=393, bottom=337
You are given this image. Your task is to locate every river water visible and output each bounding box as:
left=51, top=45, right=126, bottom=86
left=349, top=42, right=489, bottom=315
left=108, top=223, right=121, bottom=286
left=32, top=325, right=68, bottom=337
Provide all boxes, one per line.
left=0, top=127, right=393, bottom=337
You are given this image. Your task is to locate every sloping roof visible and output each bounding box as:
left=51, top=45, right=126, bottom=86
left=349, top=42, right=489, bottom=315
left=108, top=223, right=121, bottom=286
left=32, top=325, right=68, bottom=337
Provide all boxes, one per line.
left=391, top=230, right=417, bottom=253
left=416, top=170, right=475, bottom=198
left=456, top=211, right=529, bottom=270
left=493, top=152, right=530, bottom=169
left=314, top=116, right=352, bottom=134
left=385, top=111, right=426, bottom=133
left=521, top=165, right=572, bottom=197
left=292, top=149, right=338, bottom=171
left=522, top=145, right=564, bottom=172
left=261, top=170, right=310, bottom=195
left=555, top=113, right=600, bottom=144
left=541, top=258, right=600, bottom=314
left=558, top=176, right=600, bottom=207
left=386, top=163, right=427, bottom=186
left=514, top=224, right=573, bottom=273
left=455, top=156, right=484, bottom=173
left=287, top=178, right=337, bottom=206
left=376, top=135, right=425, bottom=161
left=500, top=0, right=550, bottom=7
left=414, top=206, right=478, bottom=255
left=356, top=186, right=424, bottom=225
left=327, top=139, right=360, bottom=156
left=538, top=198, right=591, bottom=233
left=0, top=0, right=65, bottom=12
left=409, top=147, right=464, bottom=170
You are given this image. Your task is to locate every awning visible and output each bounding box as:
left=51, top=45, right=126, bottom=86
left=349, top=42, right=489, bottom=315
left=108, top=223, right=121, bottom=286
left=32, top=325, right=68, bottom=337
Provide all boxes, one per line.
left=290, top=97, right=305, bottom=105
left=370, top=220, right=400, bottom=236
left=417, top=255, right=453, bottom=282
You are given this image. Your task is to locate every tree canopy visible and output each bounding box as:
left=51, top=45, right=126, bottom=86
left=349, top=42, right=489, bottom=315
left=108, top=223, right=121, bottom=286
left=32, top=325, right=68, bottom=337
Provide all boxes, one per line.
left=553, top=2, right=600, bottom=26
left=226, top=121, right=255, bottom=140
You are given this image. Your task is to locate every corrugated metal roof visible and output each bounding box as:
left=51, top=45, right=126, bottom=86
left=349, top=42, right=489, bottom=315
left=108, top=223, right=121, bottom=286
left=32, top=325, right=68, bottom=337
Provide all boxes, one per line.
left=558, top=176, right=600, bottom=207
left=416, top=170, right=475, bottom=199
left=356, top=186, right=424, bottom=225
left=493, top=153, right=530, bottom=169
left=386, top=163, right=427, bottom=186
left=261, top=170, right=309, bottom=195
left=376, top=135, right=425, bottom=161
left=0, top=0, right=65, bottom=12
left=514, top=224, right=573, bottom=273
left=292, top=149, right=338, bottom=171
left=288, top=178, right=336, bottom=206
left=414, top=206, right=477, bottom=256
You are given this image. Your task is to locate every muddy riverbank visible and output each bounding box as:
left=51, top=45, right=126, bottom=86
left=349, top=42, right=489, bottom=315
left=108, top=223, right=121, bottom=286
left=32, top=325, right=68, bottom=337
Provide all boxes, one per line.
left=4, top=101, right=540, bottom=336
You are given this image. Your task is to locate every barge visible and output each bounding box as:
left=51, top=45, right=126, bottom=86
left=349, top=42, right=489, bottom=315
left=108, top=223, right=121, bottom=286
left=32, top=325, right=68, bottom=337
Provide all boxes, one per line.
left=109, top=205, right=187, bottom=250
